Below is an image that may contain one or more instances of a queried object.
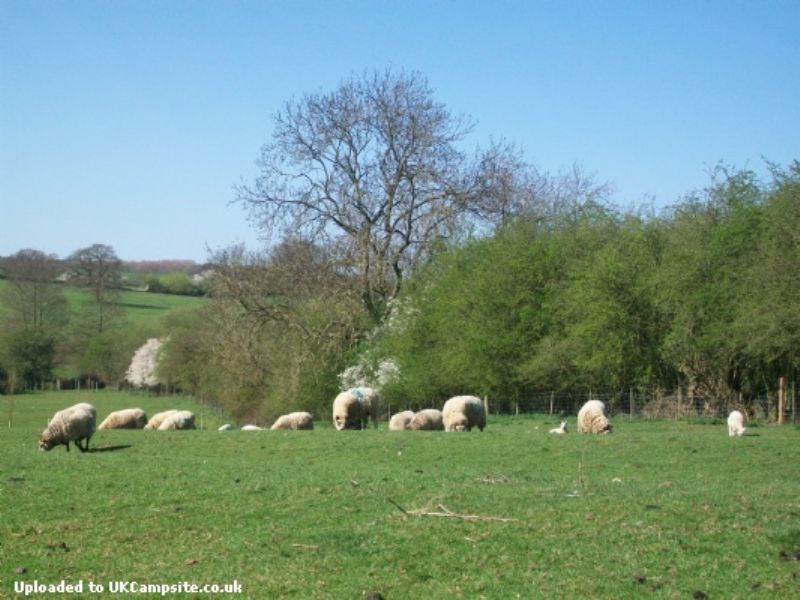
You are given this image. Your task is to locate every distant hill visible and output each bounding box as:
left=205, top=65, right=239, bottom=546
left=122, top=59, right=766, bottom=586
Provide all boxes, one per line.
left=122, top=260, right=201, bottom=274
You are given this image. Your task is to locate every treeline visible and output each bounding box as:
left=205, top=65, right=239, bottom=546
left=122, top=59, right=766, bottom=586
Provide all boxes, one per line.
left=153, top=162, right=799, bottom=422
left=372, top=164, right=799, bottom=415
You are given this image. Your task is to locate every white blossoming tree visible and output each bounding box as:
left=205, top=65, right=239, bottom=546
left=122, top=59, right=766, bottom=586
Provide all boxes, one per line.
left=125, top=338, right=164, bottom=388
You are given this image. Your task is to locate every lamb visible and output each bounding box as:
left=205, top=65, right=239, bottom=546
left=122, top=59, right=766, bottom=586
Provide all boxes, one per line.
left=727, top=410, right=746, bottom=437
left=218, top=424, right=234, bottom=431
left=389, top=410, right=415, bottom=431
left=156, top=410, right=196, bottom=430
left=241, top=424, right=263, bottom=431
left=270, top=412, right=314, bottom=430
left=549, top=421, right=568, bottom=434
left=144, top=409, right=178, bottom=430
left=442, top=395, right=486, bottom=432
left=332, top=387, right=380, bottom=430
left=577, top=400, right=612, bottom=434
left=98, top=408, right=148, bottom=430
left=407, top=409, right=444, bottom=431
left=39, top=403, right=97, bottom=452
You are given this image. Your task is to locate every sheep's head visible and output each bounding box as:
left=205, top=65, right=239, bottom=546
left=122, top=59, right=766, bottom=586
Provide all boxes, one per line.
left=38, top=431, right=55, bottom=451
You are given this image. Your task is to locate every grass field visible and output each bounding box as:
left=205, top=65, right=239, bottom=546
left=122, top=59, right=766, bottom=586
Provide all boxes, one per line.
left=2, top=391, right=799, bottom=599
left=0, top=279, right=205, bottom=330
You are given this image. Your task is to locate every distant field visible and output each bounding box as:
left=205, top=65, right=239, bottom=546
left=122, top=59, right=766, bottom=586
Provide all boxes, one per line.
left=2, top=391, right=799, bottom=599
left=0, top=279, right=206, bottom=329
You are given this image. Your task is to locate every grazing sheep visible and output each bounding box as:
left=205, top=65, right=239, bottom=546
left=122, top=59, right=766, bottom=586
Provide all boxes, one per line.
left=98, top=408, right=148, bottom=430
left=727, top=410, right=746, bottom=437
left=156, top=410, right=196, bottom=431
left=332, top=387, right=380, bottom=430
left=144, top=409, right=178, bottom=430
left=270, top=412, right=314, bottom=430
left=241, top=424, right=263, bottom=431
left=577, top=400, right=612, bottom=434
left=442, top=396, right=486, bottom=432
left=218, top=423, right=234, bottom=431
left=407, top=409, right=444, bottom=431
left=389, top=410, right=415, bottom=431
left=549, top=421, right=568, bottom=434
left=39, top=403, right=97, bottom=452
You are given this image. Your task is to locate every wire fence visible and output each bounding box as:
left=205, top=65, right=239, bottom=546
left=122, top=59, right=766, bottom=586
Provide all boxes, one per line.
left=484, top=386, right=798, bottom=422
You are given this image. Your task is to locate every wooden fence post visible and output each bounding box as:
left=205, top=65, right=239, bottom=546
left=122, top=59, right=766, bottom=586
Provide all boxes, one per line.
left=778, top=377, right=786, bottom=425
left=549, top=391, right=554, bottom=416
left=629, top=387, right=634, bottom=419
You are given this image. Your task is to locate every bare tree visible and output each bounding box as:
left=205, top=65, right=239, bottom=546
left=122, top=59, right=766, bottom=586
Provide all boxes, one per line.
left=0, top=249, right=66, bottom=331
left=236, top=70, right=503, bottom=318
left=68, top=244, right=122, bottom=333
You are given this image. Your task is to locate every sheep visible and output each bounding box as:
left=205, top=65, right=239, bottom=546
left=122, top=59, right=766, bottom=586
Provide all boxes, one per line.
left=332, top=387, right=380, bottom=430
left=407, top=409, right=444, bottom=431
left=442, top=396, right=486, bottom=432
left=39, top=403, right=97, bottom=452
left=144, top=409, right=178, bottom=430
left=156, top=410, right=196, bottom=431
left=549, top=421, right=568, bottom=434
left=389, top=410, right=415, bottom=431
left=218, top=423, right=234, bottom=431
left=577, top=400, right=612, bottom=434
left=270, top=412, right=314, bottom=430
left=241, top=424, right=263, bottom=431
left=98, top=408, right=148, bottom=430
left=727, top=410, right=746, bottom=437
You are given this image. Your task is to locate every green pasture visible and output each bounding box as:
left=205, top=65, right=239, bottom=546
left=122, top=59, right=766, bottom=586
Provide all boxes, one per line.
left=1, top=391, right=799, bottom=599
left=0, top=279, right=205, bottom=329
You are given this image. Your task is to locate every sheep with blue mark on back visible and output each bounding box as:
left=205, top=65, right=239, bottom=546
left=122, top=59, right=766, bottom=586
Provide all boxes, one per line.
left=332, top=387, right=380, bottom=430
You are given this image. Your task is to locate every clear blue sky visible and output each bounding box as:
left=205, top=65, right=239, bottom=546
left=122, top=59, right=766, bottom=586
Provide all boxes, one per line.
left=2, top=0, right=798, bottom=262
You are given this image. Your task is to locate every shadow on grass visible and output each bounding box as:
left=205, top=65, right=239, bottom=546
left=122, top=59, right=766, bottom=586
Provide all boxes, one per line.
left=88, top=445, right=132, bottom=453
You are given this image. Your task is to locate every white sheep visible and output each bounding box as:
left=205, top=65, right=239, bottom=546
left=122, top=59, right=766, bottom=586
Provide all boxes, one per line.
left=241, top=424, right=264, bottom=431
left=407, top=409, right=444, bottom=431
left=218, top=424, right=234, bottom=431
left=39, top=403, right=97, bottom=452
left=144, top=409, right=178, bottom=430
left=389, top=410, right=415, bottom=431
left=98, top=408, right=148, bottom=430
left=442, top=396, right=486, bottom=432
left=270, top=412, right=314, bottom=430
left=577, top=400, right=612, bottom=434
left=157, top=410, right=196, bottom=431
left=332, top=387, right=380, bottom=430
left=549, top=421, right=568, bottom=434
left=727, top=410, right=746, bottom=437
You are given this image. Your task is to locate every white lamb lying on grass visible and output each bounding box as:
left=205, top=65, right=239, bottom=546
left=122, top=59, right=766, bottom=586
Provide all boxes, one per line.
left=241, top=424, right=263, bottom=431
left=727, top=410, right=746, bottom=437
left=218, top=424, right=234, bottom=431
left=549, top=421, right=568, bottom=434
left=270, top=412, right=314, bottom=430
left=98, top=408, right=148, bottom=430
left=39, top=403, right=97, bottom=452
